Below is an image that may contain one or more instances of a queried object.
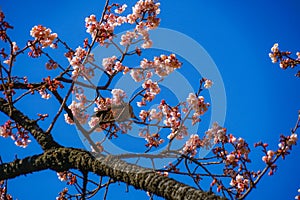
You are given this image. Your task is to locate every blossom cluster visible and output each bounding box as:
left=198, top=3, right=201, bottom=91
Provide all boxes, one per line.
left=85, top=8, right=128, bottom=45
left=138, top=92, right=211, bottom=148
left=137, top=79, right=160, bottom=106
left=56, top=188, right=68, bottom=200
left=124, top=0, right=160, bottom=48
left=111, top=88, right=127, bottom=105
left=180, top=122, right=227, bottom=157
left=130, top=54, right=181, bottom=107
left=120, top=31, right=138, bottom=46
left=68, top=46, right=95, bottom=80
left=207, top=125, right=253, bottom=196
left=182, top=134, right=202, bottom=157
left=229, top=174, right=249, bottom=193
left=0, top=180, right=13, bottom=200
left=85, top=0, right=161, bottom=49
left=186, top=93, right=210, bottom=125
left=85, top=14, right=114, bottom=45
left=280, top=133, right=298, bottom=148
left=95, top=97, right=112, bottom=111
left=30, top=25, right=58, bottom=48
left=135, top=23, right=152, bottom=49
left=139, top=131, right=164, bottom=148
left=258, top=133, right=298, bottom=165
left=138, top=100, right=188, bottom=147
left=221, top=136, right=251, bottom=170
left=269, top=43, right=300, bottom=71
left=0, top=120, right=31, bottom=148
left=204, top=122, right=227, bottom=148
left=57, top=171, right=77, bottom=185
left=225, top=152, right=238, bottom=166
left=114, top=4, right=127, bottom=14
left=179, top=121, right=255, bottom=197
left=64, top=101, right=89, bottom=125
left=159, top=100, right=188, bottom=140
left=64, top=87, right=88, bottom=125
left=2, top=42, right=18, bottom=65
left=276, top=133, right=298, bottom=161
left=102, top=56, right=127, bottom=75
left=129, top=0, right=160, bottom=21
left=269, top=43, right=280, bottom=63
left=36, top=76, right=63, bottom=99
left=128, top=0, right=160, bottom=29
left=139, top=108, right=163, bottom=122
left=38, top=89, right=50, bottom=99
left=130, top=54, right=182, bottom=83
left=255, top=133, right=298, bottom=177
left=261, top=150, right=275, bottom=164
left=153, top=54, right=182, bottom=76
left=88, top=116, right=103, bottom=132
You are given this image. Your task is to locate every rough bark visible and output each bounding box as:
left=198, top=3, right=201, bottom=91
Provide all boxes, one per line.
left=0, top=147, right=225, bottom=200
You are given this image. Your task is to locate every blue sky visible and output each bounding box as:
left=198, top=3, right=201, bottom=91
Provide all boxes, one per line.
left=1, top=0, right=300, bottom=199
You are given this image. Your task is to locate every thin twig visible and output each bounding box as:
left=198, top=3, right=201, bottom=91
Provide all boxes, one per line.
left=46, top=82, right=74, bottom=133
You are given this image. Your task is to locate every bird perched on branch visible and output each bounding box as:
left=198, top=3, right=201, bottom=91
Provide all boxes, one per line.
left=95, top=103, right=138, bottom=125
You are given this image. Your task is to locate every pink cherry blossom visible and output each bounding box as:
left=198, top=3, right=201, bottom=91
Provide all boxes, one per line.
left=149, top=109, right=162, bottom=121
left=115, top=4, right=127, bottom=14
left=182, top=134, right=202, bottom=157
left=204, top=79, right=213, bottom=89
left=12, top=42, right=19, bottom=53
left=225, top=154, right=236, bottom=165
left=139, top=110, right=149, bottom=121
left=262, top=150, right=275, bottom=164
left=130, top=69, right=144, bottom=82
left=102, top=56, right=117, bottom=75
left=88, top=117, right=103, bottom=132
left=120, top=31, right=138, bottom=46
left=39, top=89, right=51, bottom=99
left=288, top=133, right=298, bottom=146
left=64, top=101, right=89, bottom=125
left=111, top=89, right=126, bottom=105
left=30, top=25, right=57, bottom=48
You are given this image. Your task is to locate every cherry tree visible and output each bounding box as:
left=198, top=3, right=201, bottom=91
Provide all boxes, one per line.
left=0, top=1, right=299, bottom=200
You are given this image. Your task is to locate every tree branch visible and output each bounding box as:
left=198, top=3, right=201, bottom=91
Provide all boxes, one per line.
left=0, top=147, right=225, bottom=200
left=0, top=97, right=61, bottom=150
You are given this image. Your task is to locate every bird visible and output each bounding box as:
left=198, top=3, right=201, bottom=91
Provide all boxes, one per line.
left=95, top=103, right=138, bottom=125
